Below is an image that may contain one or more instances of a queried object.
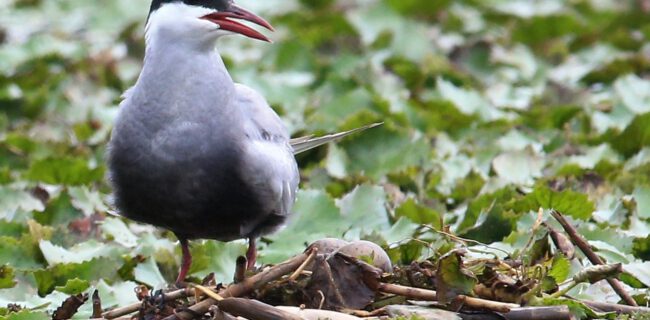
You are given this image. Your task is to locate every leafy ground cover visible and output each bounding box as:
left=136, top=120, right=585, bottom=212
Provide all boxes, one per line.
left=1, top=0, right=650, bottom=318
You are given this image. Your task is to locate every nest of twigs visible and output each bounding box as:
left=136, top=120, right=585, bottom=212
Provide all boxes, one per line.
left=51, top=211, right=650, bottom=320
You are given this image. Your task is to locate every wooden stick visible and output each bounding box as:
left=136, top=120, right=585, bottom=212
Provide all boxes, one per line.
left=163, top=250, right=311, bottom=320
left=91, top=290, right=102, bottom=319
left=550, top=210, right=637, bottom=306
left=102, top=287, right=196, bottom=319
left=193, top=284, right=224, bottom=301
left=505, top=306, right=571, bottom=320
left=582, top=300, right=650, bottom=314
left=288, top=247, right=317, bottom=281
left=234, top=256, right=247, bottom=283
left=209, top=306, right=239, bottom=320
left=377, top=282, right=519, bottom=313
left=279, top=306, right=365, bottom=319
left=217, top=297, right=304, bottom=320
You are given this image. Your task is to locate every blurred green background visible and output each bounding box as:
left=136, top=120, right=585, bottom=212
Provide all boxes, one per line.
left=1, top=0, right=650, bottom=317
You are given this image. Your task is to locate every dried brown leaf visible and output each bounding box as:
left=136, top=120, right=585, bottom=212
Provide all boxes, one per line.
left=52, top=293, right=88, bottom=320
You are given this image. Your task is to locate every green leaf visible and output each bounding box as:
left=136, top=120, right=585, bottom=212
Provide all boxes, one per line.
left=341, top=125, right=430, bottom=179
left=437, top=77, right=502, bottom=120
left=386, top=0, right=451, bottom=18
left=324, top=143, right=349, bottom=179
left=492, top=149, right=545, bottom=185
left=512, top=14, right=584, bottom=46
left=262, top=189, right=343, bottom=263
left=0, top=265, right=15, bottom=289
left=33, top=258, right=119, bottom=296
left=458, top=187, right=520, bottom=243
left=589, top=240, right=631, bottom=264
left=388, top=240, right=424, bottom=266
left=33, top=191, right=81, bottom=226
left=614, top=74, right=650, bottom=114
left=435, top=249, right=477, bottom=304
left=307, top=88, right=373, bottom=131
left=618, top=272, right=647, bottom=289
left=610, top=112, right=650, bottom=158
left=68, top=186, right=108, bottom=216
left=527, top=233, right=551, bottom=266
left=395, top=197, right=441, bottom=229
left=548, top=254, right=571, bottom=283
left=133, top=257, right=166, bottom=288
left=100, top=217, right=138, bottom=248
left=95, top=280, right=140, bottom=310
left=54, top=278, right=89, bottom=295
left=623, top=262, right=650, bottom=287
left=188, top=240, right=246, bottom=282
left=0, top=310, right=49, bottom=320
left=633, top=186, right=650, bottom=219
left=25, top=157, right=104, bottom=185
left=39, top=240, right=123, bottom=265
left=383, top=217, right=419, bottom=244
left=409, top=99, right=478, bottom=136
left=0, top=220, right=26, bottom=238
left=517, top=186, right=594, bottom=220
left=0, top=186, right=45, bottom=221
left=449, top=171, right=485, bottom=205
left=633, top=234, right=650, bottom=260
left=521, top=104, right=582, bottom=130
left=337, top=184, right=390, bottom=231
left=0, top=234, right=43, bottom=270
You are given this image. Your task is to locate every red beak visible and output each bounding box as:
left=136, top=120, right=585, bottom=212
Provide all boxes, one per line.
left=201, top=5, right=274, bottom=42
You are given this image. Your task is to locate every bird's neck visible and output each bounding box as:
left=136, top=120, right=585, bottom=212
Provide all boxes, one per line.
left=133, top=38, right=236, bottom=115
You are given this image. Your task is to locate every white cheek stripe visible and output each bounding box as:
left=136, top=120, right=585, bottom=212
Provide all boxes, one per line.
left=145, top=2, right=217, bottom=40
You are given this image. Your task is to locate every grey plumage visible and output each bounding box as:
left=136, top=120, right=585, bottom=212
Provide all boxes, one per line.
left=108, top=41, right=298, bottom=241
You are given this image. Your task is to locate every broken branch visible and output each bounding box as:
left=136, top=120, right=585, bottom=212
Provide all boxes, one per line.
left=377, top=282, right=519, bottom=313
left=550, top=210, right=637, bottom=306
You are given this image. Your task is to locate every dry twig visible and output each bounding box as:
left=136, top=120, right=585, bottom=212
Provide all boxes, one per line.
left=582, top=300, right=650, bottom=315
left=505, top=306, right=572, bottom=320
left=288, top=247, right=317, bottom=281
left=102, top=287, right=196, bottom=319
left=216, top=297, right=304, bottom=320
left=234, top=256, right=247, bottom=283
left=163, top=250, right=312, bottom=320
left=377, top=282, right=519, bottom=313
left=550, top=210, right=637, bottom=306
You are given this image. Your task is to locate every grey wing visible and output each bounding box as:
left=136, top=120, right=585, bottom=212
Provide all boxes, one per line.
left=235, top=83, right=288, bottom=142
left=234, top=84, right=299, bottom=231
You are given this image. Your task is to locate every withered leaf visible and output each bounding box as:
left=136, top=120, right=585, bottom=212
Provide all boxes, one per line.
left=52, top=293, right=88, bottom=320
left=547, top=226, right=575, bottom=259
left=304, top=253, right=381, bottom=310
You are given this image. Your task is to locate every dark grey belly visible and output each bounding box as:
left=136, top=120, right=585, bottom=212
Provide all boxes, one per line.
left=107, top=140, right=285, bottom=241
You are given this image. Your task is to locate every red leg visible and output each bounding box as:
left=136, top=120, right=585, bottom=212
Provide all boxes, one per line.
left=246, top=237, right=257, bottom=270
left=176, top=238, right=192, bottom=285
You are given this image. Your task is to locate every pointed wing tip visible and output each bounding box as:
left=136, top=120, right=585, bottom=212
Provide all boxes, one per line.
left=348, top=121, right=383, bottom=133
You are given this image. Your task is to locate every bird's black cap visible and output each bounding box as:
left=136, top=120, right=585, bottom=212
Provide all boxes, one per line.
left=149, top=0, right=233, bottom=14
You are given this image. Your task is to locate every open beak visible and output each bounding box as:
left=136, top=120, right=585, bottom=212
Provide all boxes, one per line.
left=201, top=5, right=274, bottom=42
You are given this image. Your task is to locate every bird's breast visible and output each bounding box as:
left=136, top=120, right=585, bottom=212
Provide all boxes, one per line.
left=150, top=120, right=213, bottom=163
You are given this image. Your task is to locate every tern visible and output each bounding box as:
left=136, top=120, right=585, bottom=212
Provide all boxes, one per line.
left=107, top=0, right=379, bottom=284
